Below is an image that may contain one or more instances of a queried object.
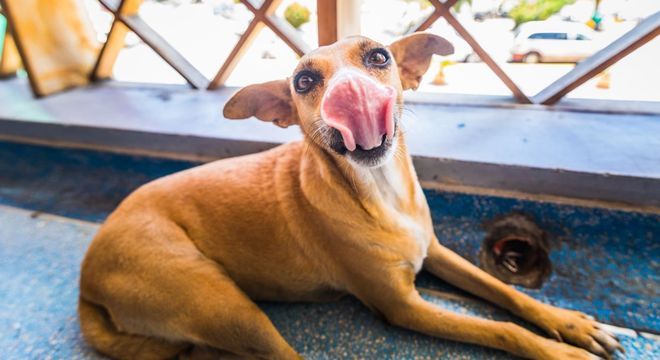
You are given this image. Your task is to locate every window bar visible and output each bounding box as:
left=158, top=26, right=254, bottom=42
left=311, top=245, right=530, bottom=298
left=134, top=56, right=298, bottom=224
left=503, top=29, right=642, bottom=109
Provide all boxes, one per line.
left=533, top=11, right=660, bottom=105
left=442, top=9, right=532, bottom=104
left=92, top=0, right=142, bottom=80
left=208, top=0, right=311, bottom=89
left=98, top=0, right=209, bottom=89
left=412, top=0, right=457, bottom=32
left=412, top=0, right=531, bottom=103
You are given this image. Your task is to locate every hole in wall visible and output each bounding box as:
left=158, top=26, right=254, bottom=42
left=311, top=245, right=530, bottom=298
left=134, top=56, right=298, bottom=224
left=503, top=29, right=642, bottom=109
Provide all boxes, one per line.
left=479, top=213, right=551, bottom=289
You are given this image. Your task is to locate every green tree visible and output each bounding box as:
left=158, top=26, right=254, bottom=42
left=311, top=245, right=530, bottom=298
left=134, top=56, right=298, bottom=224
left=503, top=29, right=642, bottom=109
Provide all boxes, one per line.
left=284, top=3, right=311, bottom=29
left=454, top=0, right=473, bottom=11
left=509, top=0, right=575, bottom=26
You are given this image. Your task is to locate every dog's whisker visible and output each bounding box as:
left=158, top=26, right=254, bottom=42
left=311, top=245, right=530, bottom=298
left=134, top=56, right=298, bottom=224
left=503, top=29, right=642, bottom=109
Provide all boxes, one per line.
left=393, top=144, right=407, bottom=163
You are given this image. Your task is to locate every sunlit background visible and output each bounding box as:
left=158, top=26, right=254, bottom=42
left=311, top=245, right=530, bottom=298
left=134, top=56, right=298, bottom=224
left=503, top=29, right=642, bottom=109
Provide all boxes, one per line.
left=79, top=0, right=659, bottom=102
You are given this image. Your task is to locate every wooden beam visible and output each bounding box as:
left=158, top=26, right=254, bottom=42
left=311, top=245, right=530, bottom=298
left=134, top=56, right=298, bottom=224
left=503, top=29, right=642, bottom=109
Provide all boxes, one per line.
left=208, top=18, right=264, bottom=89
left=0, top=9, right=22, bottom=77
left=118, top=14, right=209, bottom=89
left=533, top=11, right=660, bottom=105
left=317, top=0, right=337, bottom=46
left=93, top=0, right=143, bottom=80
left=208, top=0, right=281, bottom=89
left=98, top=0, right=208, bottom=89
left=412, top=0, right=457, bottom=33
left=441, top=4, right=531, bottom=104
left=264, top=15, right=310, bottom=56
left=411, top=0, right=532, bottom=103
left=0, top=31, right=21, bottom=77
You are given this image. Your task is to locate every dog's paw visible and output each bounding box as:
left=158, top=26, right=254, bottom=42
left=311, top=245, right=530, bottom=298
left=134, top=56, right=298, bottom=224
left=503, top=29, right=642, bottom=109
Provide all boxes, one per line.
left=536, top=337, right=605, bottom=360
left=534, top=304, right=623, bottom=359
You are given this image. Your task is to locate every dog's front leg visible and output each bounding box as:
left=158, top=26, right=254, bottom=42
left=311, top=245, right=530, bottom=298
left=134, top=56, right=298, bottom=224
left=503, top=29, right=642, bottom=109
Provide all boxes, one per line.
left=423, top=240, right=621, bottom=358
left=361, top=284, right=597, bottom=360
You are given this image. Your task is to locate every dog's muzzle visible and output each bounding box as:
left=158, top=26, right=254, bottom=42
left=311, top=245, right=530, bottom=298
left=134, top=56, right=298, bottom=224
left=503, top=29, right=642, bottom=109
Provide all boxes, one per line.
left=320, top=69, right=396, bottom=152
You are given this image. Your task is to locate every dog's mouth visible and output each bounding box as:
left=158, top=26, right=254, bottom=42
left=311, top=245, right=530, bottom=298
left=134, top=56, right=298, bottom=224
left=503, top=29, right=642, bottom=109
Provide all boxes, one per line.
left=328, top=125, right=397, bottom=167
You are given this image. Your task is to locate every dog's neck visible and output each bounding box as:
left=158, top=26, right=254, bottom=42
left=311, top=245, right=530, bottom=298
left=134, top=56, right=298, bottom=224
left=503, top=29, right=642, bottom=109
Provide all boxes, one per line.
left=302, top=132, right=426, bottom=216
left=349, top=139, right=419, bottom=208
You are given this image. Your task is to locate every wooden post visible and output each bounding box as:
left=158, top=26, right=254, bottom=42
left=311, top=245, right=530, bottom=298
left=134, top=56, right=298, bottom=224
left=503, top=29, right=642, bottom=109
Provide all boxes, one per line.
left=317, top=0, right=337, bottom=46
left=317, top=0, right=360, bottom=46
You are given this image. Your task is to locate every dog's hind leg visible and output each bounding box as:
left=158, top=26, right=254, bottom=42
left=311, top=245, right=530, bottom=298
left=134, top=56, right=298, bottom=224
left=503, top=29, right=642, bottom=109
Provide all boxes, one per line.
left=150, top=263, right=301, bottom=360
left=423, top=240, right=621, bottom=358
left=80, top=220, right=300, bottom=360
left=78, top=297, right=187, bottom=360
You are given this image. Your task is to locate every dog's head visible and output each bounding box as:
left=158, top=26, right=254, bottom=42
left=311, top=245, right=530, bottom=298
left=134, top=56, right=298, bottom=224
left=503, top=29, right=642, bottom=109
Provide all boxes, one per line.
left=223, top=33, right=453, bottom=167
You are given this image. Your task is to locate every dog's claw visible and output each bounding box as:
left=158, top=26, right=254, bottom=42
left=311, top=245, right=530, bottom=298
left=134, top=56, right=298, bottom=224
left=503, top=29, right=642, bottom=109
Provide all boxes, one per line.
left=592, top=330, right=622, bottom=355
left=550, top=329, right=563, bottom=342
left=589, top=339, right=611, bottom=360
left=586, top=314, right=596, bottom=321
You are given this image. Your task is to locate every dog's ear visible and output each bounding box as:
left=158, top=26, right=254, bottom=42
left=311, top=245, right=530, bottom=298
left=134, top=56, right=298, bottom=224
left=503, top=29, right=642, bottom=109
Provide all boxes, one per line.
left=389, top=33, right=454, bottom=90
left=223, top=79, right=299, bottom=128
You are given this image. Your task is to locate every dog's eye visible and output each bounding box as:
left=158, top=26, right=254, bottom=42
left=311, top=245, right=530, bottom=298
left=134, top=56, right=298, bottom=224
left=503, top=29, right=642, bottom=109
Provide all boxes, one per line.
left=366, top=49, right=390, bottom=67
left=294, top=72, right=316, bottom=93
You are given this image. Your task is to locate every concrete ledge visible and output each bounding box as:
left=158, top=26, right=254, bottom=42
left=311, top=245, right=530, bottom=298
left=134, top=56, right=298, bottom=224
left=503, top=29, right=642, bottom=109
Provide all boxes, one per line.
left=415, top=156, right=660, bottom=209
left=1, top=78, right=659, bottom=207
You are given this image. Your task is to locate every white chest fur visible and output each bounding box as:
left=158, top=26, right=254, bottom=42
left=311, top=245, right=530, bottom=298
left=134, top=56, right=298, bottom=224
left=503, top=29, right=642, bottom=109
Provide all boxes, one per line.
left=361, top=159, right=432, bottom=273
left=394, top=210, right=431, bottom=273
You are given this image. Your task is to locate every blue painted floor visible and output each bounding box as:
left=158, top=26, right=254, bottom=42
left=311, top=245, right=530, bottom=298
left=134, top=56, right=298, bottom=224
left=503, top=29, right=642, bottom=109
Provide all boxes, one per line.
left=0, top=140, right=658, bottom=359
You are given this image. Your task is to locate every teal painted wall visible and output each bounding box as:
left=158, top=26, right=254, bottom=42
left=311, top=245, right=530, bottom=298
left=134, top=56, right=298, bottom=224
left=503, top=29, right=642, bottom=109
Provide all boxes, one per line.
left=0, top=14, right=6, bottom=59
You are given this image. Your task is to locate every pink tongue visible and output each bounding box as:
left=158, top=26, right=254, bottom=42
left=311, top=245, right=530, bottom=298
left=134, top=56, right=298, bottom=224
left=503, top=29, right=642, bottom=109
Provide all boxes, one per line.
left=321, top=70, right=396, bottom=151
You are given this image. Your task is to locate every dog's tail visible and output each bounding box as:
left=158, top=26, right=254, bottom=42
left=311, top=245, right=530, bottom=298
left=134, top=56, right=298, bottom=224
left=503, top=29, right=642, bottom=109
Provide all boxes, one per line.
left=78, top=297, right=186, bottom=360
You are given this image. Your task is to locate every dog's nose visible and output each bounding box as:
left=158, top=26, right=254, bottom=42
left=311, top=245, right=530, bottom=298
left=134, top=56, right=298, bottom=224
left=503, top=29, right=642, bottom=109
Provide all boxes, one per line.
left=320, top=69, right=396, bottom=151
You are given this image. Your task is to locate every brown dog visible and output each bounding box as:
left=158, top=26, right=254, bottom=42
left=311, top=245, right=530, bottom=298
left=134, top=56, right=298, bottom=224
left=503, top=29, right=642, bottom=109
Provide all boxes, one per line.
left=79, top=33, right=621, bottom=359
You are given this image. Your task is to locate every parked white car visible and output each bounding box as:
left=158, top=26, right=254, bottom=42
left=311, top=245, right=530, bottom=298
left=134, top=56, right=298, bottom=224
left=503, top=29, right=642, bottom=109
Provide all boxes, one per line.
left=510, top=21, right=604, bottom=63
